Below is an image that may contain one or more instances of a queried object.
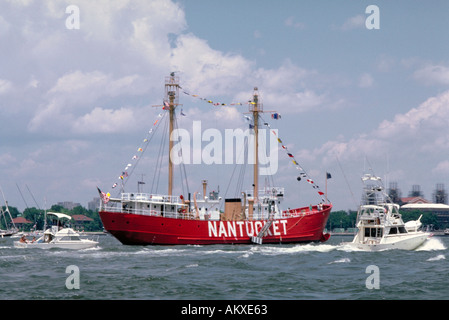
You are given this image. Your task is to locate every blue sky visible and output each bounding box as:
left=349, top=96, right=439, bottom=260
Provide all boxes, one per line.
left=1, top=0, right=449, bottom=212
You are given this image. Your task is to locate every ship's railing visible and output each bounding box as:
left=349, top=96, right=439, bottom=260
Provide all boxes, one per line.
left=245, top=187, right=284, bottom=199
left=102, top=205, right=181, bottom=219
left=120, top=193, right=180, bottom=204
left=102, top=201, right=326, bottom=220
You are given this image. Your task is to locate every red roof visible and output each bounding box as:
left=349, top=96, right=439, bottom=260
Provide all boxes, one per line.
left=401, top=197, right=430, bottom=204
left=12, top=217, right=33, bottom=224
left=71, top=214, right=94, bottom=222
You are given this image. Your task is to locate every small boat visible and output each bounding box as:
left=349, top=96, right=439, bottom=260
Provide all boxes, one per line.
left=344, top=173, right=431, bottom=251
left=14, top=212, right=98, bottom=250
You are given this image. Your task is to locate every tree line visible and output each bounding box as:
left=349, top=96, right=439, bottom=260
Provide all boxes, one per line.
left=326, top=209, right=441, bottom=231
left=4, top=205, right=443, bottom=233
left=2, top=205, right=104, bottom=232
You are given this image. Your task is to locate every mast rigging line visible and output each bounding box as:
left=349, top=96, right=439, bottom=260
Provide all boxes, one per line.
left=109, top=111, right=168, bottom=199
left=174, top=111, right=190, bottom=197
left=261, top=119, right=327, bottom=204
left=151, top=112, right=169, bottom=194
left=184, top=88, right=328, bottom=204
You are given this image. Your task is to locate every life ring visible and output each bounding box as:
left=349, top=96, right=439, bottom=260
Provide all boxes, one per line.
left=149, top=210, right=158, bottom=216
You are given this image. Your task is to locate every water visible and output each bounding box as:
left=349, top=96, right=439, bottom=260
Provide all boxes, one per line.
left=0, top=234, right=448, bottom=300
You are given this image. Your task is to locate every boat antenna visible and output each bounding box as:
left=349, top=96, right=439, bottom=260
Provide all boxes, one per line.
left=43, top=198, right=46, bottom=231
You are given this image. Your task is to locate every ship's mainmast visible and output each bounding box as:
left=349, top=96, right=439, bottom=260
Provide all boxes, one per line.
left=165, top=73, right=180, bottom=197
left=248, top=87, right=277, bottom=204
left=250, top=88, right=261, bottom=203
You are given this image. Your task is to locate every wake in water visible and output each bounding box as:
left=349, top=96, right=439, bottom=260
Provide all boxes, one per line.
left=244, top=236, right=447, bottom=256
left=416, top=237, right=447, bottom=251
left=328, top=257, right=351, bottom=264
left=427, top=254, right=445, bottom=261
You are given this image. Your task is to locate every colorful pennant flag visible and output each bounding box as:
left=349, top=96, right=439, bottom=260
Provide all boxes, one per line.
left=107, top=110, right=168, bottom=191
left=263, top=121, right=327, bottom=203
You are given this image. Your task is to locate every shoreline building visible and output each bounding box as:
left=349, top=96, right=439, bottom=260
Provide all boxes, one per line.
left=401, top=198, right=449, bottom=227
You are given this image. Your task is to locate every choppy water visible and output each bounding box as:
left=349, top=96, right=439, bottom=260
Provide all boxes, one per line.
left=0, top=234, right=447, bottom=301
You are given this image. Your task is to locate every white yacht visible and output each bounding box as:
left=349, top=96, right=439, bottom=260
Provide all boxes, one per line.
left=344, top=174, right=431, bottom=251
left=14, top=212, right=98, bottom=250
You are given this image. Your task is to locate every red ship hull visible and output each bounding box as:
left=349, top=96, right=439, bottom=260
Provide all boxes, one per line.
left=99, top=204, right=332, bottom=245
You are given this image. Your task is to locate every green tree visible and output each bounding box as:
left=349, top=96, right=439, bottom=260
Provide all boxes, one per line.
left=22, top=207, right=46, bottom=230
left=400, top=209, right=440, bottom=229
left=326, top=210, right=357, bottom=230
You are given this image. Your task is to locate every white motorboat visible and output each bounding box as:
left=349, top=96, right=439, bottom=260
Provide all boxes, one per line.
left=14, top=212, right=98, bottom=250
left=344, top=173, right=431, bottom=251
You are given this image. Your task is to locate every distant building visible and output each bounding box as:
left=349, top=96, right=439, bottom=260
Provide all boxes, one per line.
left=72, top=214, right=94, bottom=230
left=397, top=186, right=449, bottom=227
left=433, top=183, right=447, bottom=204
left=12, top=217, right=33, bottom=230
left=400, top=197, right=430, bottom=204
left=88, top=197, right=101, bottom=211
left=401, top=203, right=449, bottom=227
left=57, top=201, right=82, bottom=210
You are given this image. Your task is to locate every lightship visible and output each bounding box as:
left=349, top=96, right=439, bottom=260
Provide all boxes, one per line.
left=99, top=74, right=332, bottom=245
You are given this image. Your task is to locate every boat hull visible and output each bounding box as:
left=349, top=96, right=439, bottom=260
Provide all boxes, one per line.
left=13, top=240, right=98, bottom=250
left=344, top=232, right=431, bottom=251
left=99, top=204, right=332, bottom=245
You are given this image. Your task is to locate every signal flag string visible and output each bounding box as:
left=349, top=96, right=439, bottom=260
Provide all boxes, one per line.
left=262, top=120, right=328, bottom=203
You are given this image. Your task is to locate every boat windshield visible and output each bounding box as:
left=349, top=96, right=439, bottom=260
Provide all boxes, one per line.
left=364, top=227, right=383, bottom=238
left=388, top=227, right=407, bottom=235
left=58, top=236, right=81, bottom=241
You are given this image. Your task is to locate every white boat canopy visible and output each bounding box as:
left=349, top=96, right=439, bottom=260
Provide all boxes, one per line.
left=47, top=212, right=72, bottom=220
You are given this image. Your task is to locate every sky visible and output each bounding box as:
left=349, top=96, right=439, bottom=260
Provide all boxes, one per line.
left=1, top=0, right=449, bottom=212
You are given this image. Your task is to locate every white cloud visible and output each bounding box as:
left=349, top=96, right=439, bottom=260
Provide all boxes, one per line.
left=284, top=16, right=305, bottom=30
left=358, top=73, right=374, bottom=88
left=413, top=64, right=449, bottom=86
left=377, top=91, right=449, bottom=143
left=171, top=33, right=253, bottom=95
left=433, top=160, right=449, bottom=174
left=48, top=70, right=143, bottom=98
left=311, top=90, right=449, bottom=165
left=5, top=0, right=33, bottom=6
left=340, top=14, right=365, bottom=31
left=72, top=107, right=135, bottom=134
left=0, top=15, right=10, bottom=36
left=0, top=153, right=16, bottom=166
left=29, top=70, right=146, bottom=133
left=0, top=79, right=12, bottom=94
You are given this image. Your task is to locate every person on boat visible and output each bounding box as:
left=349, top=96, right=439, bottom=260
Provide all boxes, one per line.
left=44, top=233, right=53, bottom=243
left=31, top=237, right=36, bottom=243
left=19, top=235, right=28, bottom=243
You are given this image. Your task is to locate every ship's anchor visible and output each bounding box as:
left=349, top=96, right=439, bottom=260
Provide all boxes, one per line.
left=251, top=214, right=274, bottom=245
